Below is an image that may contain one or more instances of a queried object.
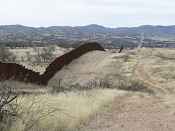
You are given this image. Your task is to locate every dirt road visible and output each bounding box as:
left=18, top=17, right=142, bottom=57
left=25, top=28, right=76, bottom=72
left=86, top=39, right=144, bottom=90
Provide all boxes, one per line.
left=81, top=94, right=175, bottom=131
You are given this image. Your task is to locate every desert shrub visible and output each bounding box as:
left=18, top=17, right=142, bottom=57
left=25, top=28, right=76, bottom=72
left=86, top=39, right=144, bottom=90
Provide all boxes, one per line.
left=69, top=79, right=113, bottom=91
left=11, top=96, right=60, bottom=131
left=49, top=78, right=114, bottom=93
left=9, top=89, right=118, bottom=131
left=25, top=51, right=33, bottom=62
left=50, top=79, right=65, bottom=93
left=75, top=77, right=154, bottom=94
left=117, top=78, right=154, bottom=94
left=0, top=82, right=18, bottom=131
left=84, top=79, right=113, bottom=89
left=123, top=54, right=131, bottom=62
left=0, top=47, right=16, bottom=62
left=0, top=82, right=56, bottom=131
left=50, top=77, right=154, bottom=94
left=33, top=46, right=56, bottom=63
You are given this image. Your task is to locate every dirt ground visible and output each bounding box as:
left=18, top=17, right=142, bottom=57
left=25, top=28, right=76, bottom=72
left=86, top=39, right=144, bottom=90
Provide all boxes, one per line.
left=81, top=93, right=175, bottom=131
left=80, top=48, right=175, bottom=131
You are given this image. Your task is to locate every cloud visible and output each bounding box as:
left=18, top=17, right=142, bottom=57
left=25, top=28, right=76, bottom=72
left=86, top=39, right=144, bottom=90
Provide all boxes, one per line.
left=0, top=0, right=175, bottom=27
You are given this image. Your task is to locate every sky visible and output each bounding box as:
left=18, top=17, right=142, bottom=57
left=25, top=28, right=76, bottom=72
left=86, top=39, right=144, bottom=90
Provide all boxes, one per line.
left=0, top=0, right=175, bottom=27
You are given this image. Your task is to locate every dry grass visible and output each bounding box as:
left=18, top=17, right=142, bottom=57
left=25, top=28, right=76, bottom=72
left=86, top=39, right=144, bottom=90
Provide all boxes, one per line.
left=3, top=47, right=175, bottom=131
left=1, top=81, right=47, bottom=94
left=117, top=78, right=154, bottom=94
left=8, top=89, right=124, bottom=131
left=137, top=48, right=175, bottom=93
left=9, top=46, right=68, bottom=74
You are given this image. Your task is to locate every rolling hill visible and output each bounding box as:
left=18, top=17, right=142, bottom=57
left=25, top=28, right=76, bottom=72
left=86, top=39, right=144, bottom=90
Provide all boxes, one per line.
left=0, top=24, right=175, bottom=43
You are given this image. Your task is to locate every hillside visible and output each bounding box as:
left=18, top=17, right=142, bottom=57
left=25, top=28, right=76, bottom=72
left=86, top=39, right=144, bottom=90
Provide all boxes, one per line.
left=1, top=25, right=175, bottom=48
left=48, top=50, right=129, bottom=88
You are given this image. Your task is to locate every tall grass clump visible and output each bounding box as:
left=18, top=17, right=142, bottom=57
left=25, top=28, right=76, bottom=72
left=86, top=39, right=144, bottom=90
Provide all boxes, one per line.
left=9, top=89, right=121, bottom=131
left=117, top=78, right=154, bottom=94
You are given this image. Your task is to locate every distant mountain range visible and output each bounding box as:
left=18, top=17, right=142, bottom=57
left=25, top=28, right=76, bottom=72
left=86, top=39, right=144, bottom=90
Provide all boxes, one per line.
left=0, top=24, right=175, bottom=48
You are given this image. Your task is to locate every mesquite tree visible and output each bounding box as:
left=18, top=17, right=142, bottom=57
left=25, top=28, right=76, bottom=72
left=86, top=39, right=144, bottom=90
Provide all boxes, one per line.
left=0, top=82, right=18, bottom=131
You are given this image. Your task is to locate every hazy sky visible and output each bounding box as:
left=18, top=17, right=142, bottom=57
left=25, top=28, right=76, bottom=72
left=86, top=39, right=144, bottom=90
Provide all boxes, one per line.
left=0, top=0, right=175, bottom=27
